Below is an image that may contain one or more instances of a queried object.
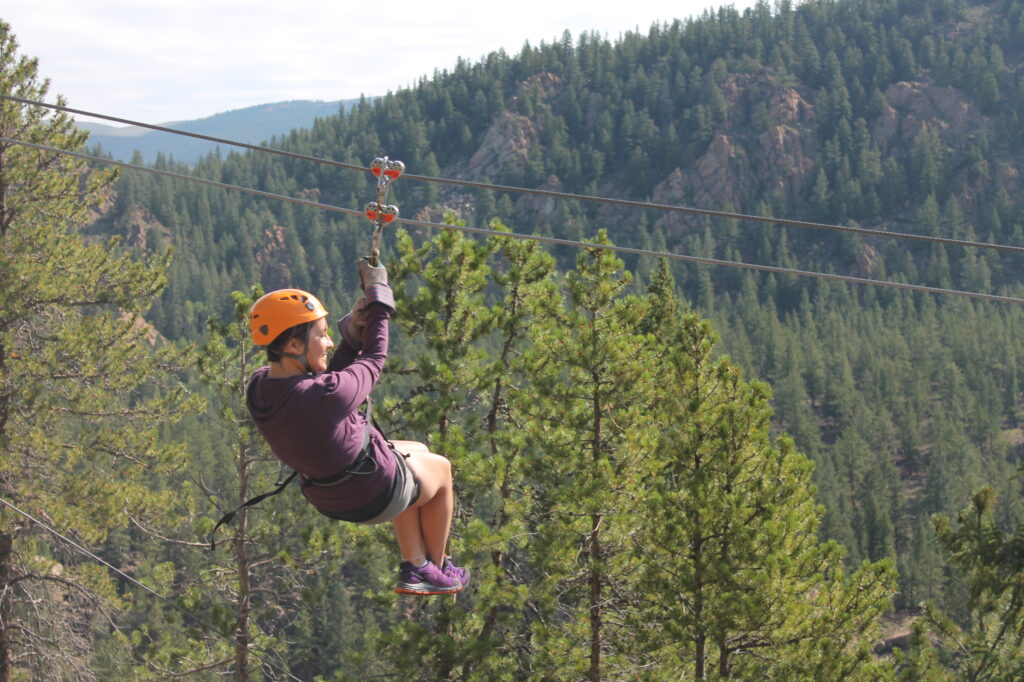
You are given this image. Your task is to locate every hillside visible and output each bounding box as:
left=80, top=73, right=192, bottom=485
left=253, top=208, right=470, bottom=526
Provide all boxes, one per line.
left=75, top=0, right=1024, bottom=675
left=80, top=98, right=360, bottom=164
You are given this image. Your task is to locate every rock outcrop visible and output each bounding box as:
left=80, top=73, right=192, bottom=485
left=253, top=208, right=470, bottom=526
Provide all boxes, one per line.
left=461, top=72, right=561, bottom=185
left=122, top=204, right=171, bottom=249
left=464, top=111, right=539, bottom=183
left=256, top=224, right=293, bottom=290
left=873, top=81, right=985, bottom=150
left=652, top=79, right=818, bottom=236
left=514, top=175, right=563, bottom=226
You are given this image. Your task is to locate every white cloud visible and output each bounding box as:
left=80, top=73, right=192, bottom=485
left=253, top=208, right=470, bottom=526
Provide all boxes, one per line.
left=3, top=0, right=760, bottom=122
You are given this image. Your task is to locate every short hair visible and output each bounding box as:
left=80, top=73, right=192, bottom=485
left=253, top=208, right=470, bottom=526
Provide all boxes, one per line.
left=266, top=320, right=314, bottom=363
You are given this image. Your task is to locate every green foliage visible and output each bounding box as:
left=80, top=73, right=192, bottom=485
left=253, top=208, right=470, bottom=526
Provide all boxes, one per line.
left=369, top=229, right=898, bottom=680
left=519, top=233, right=659, bottom=680
left=898, top=487, right=1024, bottom=681
left=6, top=0, right=1024, bottom=676
left=371, top=222, right=554, bottom=680
left=0, top=19, right=197, bottom=679
left=632, top=298, right=896, bottom=679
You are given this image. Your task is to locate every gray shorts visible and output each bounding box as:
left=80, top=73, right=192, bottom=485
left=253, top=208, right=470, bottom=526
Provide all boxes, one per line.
left=311, top=444, right=422, bottom=525
left=357, top=448, right=420, bottom=525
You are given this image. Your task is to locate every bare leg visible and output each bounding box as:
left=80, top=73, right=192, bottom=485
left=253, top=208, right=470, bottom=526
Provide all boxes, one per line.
left=389, top=440, right=453, bottom=566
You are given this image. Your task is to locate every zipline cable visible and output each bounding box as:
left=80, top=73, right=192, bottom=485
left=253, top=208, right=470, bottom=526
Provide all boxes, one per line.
left=0, top=94, right=365, bottom=173
left=0, top=496, right=305, bottom=682
left=5, top=93, right=1024, bottom=256
left=4, top=135, right=1023, bottom=306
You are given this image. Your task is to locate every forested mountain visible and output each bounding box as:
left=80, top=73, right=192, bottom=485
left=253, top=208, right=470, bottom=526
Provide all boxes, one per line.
left=95, top=0, right=1024, bottom=578
left=3, top=0, right=1024, bottom=678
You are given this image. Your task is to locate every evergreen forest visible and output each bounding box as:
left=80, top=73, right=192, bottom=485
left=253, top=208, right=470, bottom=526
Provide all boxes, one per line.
left=2, top=0, right=1024, bottom=679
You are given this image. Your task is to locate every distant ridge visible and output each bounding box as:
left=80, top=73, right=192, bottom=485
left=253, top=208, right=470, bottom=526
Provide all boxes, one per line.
left=79, top=98, right=362, bottom=165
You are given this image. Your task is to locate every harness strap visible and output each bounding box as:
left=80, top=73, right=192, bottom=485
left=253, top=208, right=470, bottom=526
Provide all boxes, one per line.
left=208, top=399, right=375, bottom=550
left=208, top=469, right=297, bottom=550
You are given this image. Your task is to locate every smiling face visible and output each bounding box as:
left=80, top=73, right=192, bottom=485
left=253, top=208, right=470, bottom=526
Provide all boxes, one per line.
left=303, top=316, right=334, bottom=373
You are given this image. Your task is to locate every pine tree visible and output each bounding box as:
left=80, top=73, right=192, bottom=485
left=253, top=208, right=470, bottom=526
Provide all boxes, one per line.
left=629, top=283, right=897, bottom=680
left=900, top=487, right=1024, bottom=681
left=518, top=233, right=658, bottom=680
left=455, top=227, right=558, bottom=680
left=0, top=22, right=194, bottom=680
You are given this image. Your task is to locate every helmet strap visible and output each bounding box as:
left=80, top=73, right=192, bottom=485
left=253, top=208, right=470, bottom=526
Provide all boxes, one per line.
left=278, top=337, right=313, bottom=374
left=278, top=350, right=312, bottom=373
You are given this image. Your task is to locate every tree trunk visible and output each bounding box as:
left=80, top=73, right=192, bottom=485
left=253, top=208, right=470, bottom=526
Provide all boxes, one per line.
left=234, top=522, right=250, bottom=682
left=693, top=534, right=706, bottom=681
left=694, top=631, right=706, bottom=682
left=0, top=530, right=13, bottom=682
left=589, top=373, right=603, bottom=682
left=233, top=449, right=251, bottom=682
left=718, top=639, right=731, bottom=678
left=0, top=341, right=9, bottom=443
left=0, top=334, right=12, bottom=682
left=588, top=512, right=603, bottom=682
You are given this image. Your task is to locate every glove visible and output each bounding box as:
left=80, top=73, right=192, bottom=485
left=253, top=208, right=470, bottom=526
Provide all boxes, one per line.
left=358, top=258, right=388, bottom=290
left=338, top=298, right=369, bottom=348
left=357, top=257, right=396, bottom=312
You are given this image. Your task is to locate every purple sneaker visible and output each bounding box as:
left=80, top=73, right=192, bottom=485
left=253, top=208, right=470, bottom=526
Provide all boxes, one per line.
left=395, top=560, right=463, bottom=595
left=441, top=558, right=470, bottom=588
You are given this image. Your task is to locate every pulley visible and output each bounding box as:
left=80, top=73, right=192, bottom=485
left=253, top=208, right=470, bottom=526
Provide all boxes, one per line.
left=366, top=156, right=405, bottom=266
left=365, top=201, right=399, bottom=225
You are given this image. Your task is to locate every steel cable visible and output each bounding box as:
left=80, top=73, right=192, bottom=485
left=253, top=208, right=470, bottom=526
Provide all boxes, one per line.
left=3, top=135, right=1022, bottom=305
left=4, top=94, right=1024, bottom=256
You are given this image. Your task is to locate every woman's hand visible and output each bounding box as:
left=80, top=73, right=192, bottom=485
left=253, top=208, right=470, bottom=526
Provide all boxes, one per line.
left=358, top=257, right=388, bottom=290
left=339, top=297, right=369, bottom=348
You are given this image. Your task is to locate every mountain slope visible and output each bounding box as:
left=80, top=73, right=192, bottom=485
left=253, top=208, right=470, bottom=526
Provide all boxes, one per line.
left=80, top=98, right=361, bottom=164
left=91, top=0, right=1024, bottom=621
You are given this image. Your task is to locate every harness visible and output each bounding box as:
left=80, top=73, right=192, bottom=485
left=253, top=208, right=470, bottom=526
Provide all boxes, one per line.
left=209, top=399, right=377, bottom=550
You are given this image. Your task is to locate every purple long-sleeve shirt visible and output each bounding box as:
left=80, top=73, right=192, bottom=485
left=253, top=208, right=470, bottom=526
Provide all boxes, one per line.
left=246, top=289, right=395, bottom=514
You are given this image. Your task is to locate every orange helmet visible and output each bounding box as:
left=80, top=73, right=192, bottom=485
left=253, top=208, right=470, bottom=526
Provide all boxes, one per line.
left=250, top=289, right=328, bottom=346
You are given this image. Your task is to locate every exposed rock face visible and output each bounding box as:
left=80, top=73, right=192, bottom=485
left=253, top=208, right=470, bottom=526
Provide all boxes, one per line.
left=875, top=81, right=1021, bottom=212
left=754, top=123, right=818, bottom=202
left=454, top=68, right=1005, bottom=244
left=119, top=309, right=163, bottom=346
left=655, top=134, right=747, bottom=212
left=648, top=73, right=1007, bottom=239
left=412, top=197, right=476, bottom=227
left=855, top=244, right=881, bottom=278
left=720, top=74, right=814, bottom=128
left=256, top=224, right=293, bottom=290
left=514, top=72, right=564, bottom=102
left=766, top=86, right=814, bottom=127
left=874, top=81, right=985, bottom=149
left=514, top=175, right=562, bottom=226
left=461, top=72, right=561, bottom=185
left=122, top=204, right=171, bottom=249
left=652, top=80, right=818, bottom=236
left=464, top=111, right=539, bottom=183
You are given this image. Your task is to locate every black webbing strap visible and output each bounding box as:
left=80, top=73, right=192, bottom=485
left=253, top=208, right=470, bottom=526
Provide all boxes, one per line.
left=208, top=469, right=298, bottom=550
left=208, top=399, right=374, bottom=550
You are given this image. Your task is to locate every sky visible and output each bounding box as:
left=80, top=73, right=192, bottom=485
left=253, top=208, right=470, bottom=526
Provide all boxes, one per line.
left=3, top=0, right=760, bottom=125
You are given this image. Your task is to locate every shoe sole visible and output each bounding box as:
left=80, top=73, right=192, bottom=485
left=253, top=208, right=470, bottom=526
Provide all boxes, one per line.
left=395, top=583, right=464, bottom=595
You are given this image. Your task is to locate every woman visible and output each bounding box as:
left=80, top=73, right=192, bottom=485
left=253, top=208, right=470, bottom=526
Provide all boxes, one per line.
left=245, top=259, right=468, bottom=595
